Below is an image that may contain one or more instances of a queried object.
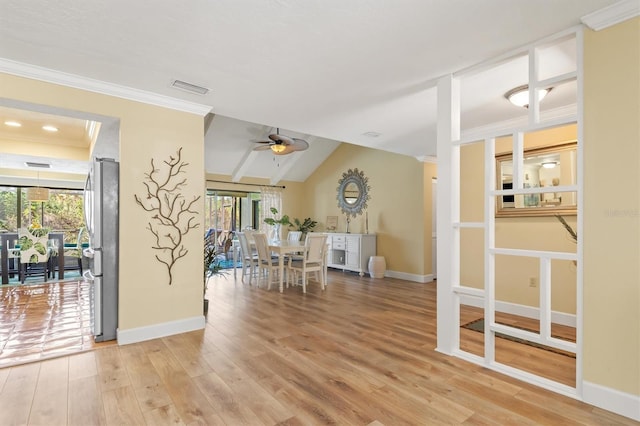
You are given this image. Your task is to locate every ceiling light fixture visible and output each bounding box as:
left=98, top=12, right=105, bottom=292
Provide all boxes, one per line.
left=505, top=85, right=552, bottom=108
left=270, top=144, right=287, bottom=154
left=541, top=161, right=558, bottom=169
left=42, top=125, right=58, bottom=132
left=26, top=171, right=50, bottom=202
left=4, top=120, right=21, bottom=127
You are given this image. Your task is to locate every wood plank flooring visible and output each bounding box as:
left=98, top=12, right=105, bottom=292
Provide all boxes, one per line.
left=0, top=270, right=637, bottom=425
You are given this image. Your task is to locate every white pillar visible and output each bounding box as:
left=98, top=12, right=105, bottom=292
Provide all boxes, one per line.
left=436, top=75, right=460, bottom=354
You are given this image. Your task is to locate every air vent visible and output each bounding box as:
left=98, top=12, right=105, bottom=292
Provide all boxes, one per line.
left=362, top=131, right=382, bottom=138
left=170, top=79, right=210, bottom=95
left=25, top=161, right=51, bottom=168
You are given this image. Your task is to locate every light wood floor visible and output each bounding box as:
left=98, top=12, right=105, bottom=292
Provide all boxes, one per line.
left=0, top=271, right=636, bottom=425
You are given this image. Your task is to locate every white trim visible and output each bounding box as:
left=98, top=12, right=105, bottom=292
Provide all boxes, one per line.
left=0, top=176, right=85, bottom=189
left=460, top=295, right=576, bottom=327
left=417, top=155, right=437, bottom=164
left=385, top=270, right=433, bottom=283
left=0, top=59, right=212, bottom=116
left=117, top=315, right=205, bottom=345
left=583, top=381, right=640, bottom=422
left=581, top=0, right=640, bottom=31
left=460, top=104, right=577, bottom=145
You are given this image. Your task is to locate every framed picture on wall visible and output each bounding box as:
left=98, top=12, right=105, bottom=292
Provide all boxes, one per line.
left=326, top=216, right=338, bottom=231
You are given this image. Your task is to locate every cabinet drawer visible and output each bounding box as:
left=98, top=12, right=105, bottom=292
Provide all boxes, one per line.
left=332, top=235, right=346, bottom=250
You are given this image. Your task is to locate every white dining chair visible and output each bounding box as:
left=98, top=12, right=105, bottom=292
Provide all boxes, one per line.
left=237, top=232, right=259, bottom=284
left=286, top=233, right=328, bottom=293
left=253, top=233, right=280, bottom=290
left=287, top=231, right=302, bottom=241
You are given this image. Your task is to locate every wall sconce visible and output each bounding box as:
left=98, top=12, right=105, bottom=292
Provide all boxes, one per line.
left=505, top=85, right=552, bottom=108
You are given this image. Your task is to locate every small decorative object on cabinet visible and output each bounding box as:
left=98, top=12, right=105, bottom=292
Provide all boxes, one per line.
left=325, top=233, right=376, bottom=276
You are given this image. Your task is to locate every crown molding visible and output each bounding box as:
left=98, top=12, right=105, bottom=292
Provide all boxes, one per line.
left=581, top=0, right=640, bottom=31
left=417, top=155, right=437, bottom=164
left=0, top=58, right=212, bottom=116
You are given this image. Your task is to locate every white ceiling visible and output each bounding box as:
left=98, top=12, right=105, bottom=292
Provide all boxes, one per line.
left=0, top=0, right=623, bottom=183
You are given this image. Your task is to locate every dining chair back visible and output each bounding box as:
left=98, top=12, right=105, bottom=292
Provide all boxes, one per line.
left=18, top=227, right=52, bottom=283
left=253, top=232, right=280, bottom=290
left=237, top=232, right=259, bottom=284
left=287, top=231, right=302, bottom=241
left=287, top=233, right=328, bottom=293
left=51, top=227, right=85, bottom=279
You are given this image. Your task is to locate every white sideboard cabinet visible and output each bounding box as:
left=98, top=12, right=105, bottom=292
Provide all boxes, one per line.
left=326, top=233, right=376, bottom=276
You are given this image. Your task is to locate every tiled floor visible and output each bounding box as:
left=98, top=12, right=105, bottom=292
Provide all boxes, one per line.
left=0, top=280, right=110, bottom=368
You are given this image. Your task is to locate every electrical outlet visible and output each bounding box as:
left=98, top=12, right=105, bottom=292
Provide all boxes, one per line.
left=529, top=277, right=537, bottom=287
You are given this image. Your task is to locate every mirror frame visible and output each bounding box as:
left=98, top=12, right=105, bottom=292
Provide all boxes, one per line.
left=337, top=168, right=371, bottom=217
left=496, top=141, right=577, bottom=218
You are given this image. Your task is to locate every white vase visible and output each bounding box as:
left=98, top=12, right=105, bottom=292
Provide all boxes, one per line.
left=368, top=256, right=386, bottom=278
left=271, top=224, right=281, bottom=241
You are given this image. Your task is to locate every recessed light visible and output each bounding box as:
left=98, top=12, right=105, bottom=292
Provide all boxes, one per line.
left=363, top=131, right=381, bottom=137
left=4, top=120, right=21, bottom=127
left=42, top=125, right=58, bottom=132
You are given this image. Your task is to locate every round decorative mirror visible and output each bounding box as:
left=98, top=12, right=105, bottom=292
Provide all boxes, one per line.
left=337, top=168, right=371, bottom=217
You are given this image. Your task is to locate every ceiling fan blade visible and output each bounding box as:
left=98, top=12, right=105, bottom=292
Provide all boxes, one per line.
left=253, top=145, right=273, bottom=151
left=253, top=140, right=271, bottom=144
left=288, top=139, right=309, bottom=151
left=269, top=133, right=295, bottom=145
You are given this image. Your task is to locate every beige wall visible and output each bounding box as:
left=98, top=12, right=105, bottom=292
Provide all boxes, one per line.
left=584, top=17, right=640, bottom=396
left=301, top=143, right=428, bottom=276
left=0, top=73, right=206, bottom=332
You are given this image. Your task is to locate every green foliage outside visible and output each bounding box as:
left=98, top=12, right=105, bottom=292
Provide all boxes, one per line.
left=0, top=187, right=86, bottom=243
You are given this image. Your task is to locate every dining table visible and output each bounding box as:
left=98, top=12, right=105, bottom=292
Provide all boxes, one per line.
left=232, top=237, right=306, bottom=293
left=268, top=239, right=307, bottom=293
left=0, top=232, right=65, bottom=284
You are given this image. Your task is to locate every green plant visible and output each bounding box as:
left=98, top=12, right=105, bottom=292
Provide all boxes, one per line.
left=263, top=207, right=292, bottom=227
left=203, top=240, right=228, bottom=297
left=554, top=214, right=577, bottom=243
left=293, top=217, right=317, bottom=234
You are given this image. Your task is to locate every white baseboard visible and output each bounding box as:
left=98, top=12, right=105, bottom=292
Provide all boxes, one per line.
left=460, top=295, right=576, bottom=327
left=117, top=315, right=205, bottom=345
left=583, top=381, right=640, bottom=422
left=385, top=270, right=434, bottom=283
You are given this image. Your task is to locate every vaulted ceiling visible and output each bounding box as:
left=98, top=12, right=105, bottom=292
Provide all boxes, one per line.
left=0, top=0, right=622, bottom=184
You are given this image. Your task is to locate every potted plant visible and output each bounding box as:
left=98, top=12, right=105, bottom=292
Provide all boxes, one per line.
left=292, top=217, right=317, bottom=239
left=203, top=240, right=227, bottom=314
left=263, top=207, right=292, bottom=241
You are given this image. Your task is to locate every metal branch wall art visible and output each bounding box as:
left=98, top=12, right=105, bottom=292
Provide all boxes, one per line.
left=134, top=147, right=200, bottom=285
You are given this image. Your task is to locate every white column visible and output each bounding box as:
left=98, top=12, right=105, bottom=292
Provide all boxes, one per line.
left=436, top=75, right=461, bottom=354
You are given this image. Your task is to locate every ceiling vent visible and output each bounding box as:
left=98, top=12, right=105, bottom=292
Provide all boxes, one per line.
left=25, top=161, right=51, bottom=168
left=170, top=79, right=210, bottom=95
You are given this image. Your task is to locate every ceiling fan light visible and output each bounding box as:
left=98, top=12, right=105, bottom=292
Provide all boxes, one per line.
left=270, top=144, right=287, bottom=154
left=505, top=85, right=551, bottom=108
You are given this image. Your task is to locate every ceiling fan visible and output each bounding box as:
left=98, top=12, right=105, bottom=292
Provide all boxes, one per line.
left=252, top=128, right=309, bottom=155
